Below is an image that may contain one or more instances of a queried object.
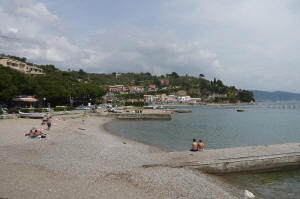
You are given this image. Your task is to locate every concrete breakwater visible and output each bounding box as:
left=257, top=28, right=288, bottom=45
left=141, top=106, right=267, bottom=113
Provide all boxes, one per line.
left=108, top=113, right=172, bottom=120
left=144, top=143, right=300, bottom=174
left=167, top=109, right=192, bottom=113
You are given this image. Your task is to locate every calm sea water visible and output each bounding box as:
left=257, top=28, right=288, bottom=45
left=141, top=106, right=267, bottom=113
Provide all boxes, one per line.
left=106, top=102, right=300, bottom=198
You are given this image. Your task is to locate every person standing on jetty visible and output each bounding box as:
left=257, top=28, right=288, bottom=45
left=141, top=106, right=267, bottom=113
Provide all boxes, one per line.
left=198, top=140, right=204, bottom=151
left=191, top=139, right=198, bottom=151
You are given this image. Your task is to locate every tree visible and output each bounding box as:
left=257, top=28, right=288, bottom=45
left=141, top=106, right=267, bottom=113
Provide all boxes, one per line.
left=78, top=69, right=87, bottom=78
left=238, top=90, right=255, bottom=102
left=171, top=72, right=179, bottom=79
left=199, top=74, right=205, bottom=78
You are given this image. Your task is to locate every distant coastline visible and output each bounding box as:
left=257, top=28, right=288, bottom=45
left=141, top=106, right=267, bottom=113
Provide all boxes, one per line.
left=253, top=90, right=300, bottom=101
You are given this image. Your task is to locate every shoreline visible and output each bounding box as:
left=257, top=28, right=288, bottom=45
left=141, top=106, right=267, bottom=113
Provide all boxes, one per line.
left=101, top=117, right=166, bottom=153
left=0, top=115, right=242, bottom=199
left=96, top=116, right=250, bottom=198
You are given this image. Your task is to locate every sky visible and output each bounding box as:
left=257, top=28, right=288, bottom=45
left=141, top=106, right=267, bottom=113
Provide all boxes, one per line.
left=1, top=0, right=300, bottom=92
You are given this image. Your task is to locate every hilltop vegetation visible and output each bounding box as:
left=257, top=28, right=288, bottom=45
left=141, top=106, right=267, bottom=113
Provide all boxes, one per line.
left=0, top=65, right=105, bottom=107
left=0, top=55, right=254, bottom=107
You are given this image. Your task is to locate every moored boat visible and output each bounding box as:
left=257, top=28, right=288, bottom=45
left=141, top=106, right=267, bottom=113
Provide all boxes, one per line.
left=19, top=111, right=45, bottom=119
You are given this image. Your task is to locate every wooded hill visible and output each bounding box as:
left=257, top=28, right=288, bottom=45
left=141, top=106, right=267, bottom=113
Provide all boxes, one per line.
left=0, top=55, right=254, bottom=106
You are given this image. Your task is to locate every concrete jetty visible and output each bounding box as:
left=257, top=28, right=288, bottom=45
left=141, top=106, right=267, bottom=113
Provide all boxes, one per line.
left=167, top=109, right=192, bottom=113
left=144, top=143, right=300, bottom=174
left=108, top=113, right=172, bottom=120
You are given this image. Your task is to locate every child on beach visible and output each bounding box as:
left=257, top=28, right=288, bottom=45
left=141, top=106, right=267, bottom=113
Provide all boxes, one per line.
left=47, top=115, right=52, bottom=130
left=82, top=114, right=86, bottom=124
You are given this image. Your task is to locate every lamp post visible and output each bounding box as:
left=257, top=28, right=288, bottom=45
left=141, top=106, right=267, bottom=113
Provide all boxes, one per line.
left=68, top=83, right=75, bottom=107
left=43, top=98, right=46, bottom=108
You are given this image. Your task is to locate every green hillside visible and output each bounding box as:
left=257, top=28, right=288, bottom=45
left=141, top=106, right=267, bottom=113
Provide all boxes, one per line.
left=0, top=55, right=254, bottom=107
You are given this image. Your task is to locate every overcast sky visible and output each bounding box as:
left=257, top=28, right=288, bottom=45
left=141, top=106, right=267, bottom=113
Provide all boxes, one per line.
left=1, top=0, right=300, bottom=92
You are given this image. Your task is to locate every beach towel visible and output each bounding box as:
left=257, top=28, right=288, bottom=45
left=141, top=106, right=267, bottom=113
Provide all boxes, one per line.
left=26, top=135, right=42, bottom=139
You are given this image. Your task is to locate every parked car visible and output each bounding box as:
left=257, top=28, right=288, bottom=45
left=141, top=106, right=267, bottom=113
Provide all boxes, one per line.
left=97, top=104, right=112, bottom=109
left=75, top=105, right=92, bottom=110
left=0, top=104, right=7, bottom=113
left=108, top=108, right=122, bottom=113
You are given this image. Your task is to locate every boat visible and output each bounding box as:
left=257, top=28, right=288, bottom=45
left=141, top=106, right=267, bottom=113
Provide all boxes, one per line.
left=236, top=109, right=245, bottom=112
left=19, top=111, right=45, bottom=119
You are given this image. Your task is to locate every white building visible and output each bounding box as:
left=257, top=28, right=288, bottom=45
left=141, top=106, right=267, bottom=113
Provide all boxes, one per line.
left=177, top=96, right=191, bottom=103
left=0, top=57, right=44, bottom=75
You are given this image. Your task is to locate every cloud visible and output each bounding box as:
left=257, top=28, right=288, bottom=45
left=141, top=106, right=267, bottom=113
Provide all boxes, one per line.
left=0, top=1, right=222, bottom=78
left=81, top=27, right=222, bottom=76
left=2, top=0, right=300, bottom=92
left=0, top=0, right=79, bottom=65
left=163, top=0, right=300, bottom=92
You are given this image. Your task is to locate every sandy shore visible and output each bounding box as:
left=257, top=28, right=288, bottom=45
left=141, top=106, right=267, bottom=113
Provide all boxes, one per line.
left=0, top=115, right=239, bottom=199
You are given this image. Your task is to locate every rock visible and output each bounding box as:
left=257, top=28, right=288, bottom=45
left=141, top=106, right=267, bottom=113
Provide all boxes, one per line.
left=244, top=190, right=255, bottom=198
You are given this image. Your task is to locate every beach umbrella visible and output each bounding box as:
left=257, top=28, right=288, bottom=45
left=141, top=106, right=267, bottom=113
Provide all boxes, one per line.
left=13, top=96, right=38, bottom=108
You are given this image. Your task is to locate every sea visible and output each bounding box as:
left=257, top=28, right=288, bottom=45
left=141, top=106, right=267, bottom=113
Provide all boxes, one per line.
left=106, top=101, right=300, bottom=199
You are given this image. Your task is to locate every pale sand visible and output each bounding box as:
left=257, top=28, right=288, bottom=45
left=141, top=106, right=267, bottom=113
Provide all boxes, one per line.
left=0, top=115, right=239, bottom=199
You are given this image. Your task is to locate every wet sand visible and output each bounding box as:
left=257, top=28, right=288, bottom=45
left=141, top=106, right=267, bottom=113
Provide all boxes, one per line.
left=0, top=115, right=239, bottom=199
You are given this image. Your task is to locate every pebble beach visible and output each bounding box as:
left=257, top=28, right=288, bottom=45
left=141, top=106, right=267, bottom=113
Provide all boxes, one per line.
left=0, top=115, right=239, bottom=199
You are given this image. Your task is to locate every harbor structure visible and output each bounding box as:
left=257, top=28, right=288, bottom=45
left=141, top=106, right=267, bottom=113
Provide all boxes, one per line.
left=144, top=142, right=300, bottom=174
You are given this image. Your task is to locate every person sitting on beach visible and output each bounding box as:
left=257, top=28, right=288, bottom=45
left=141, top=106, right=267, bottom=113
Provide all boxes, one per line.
left=27, top=128, right=45, bottom=137
left=190, top=139, right=198, bottom=152
left=198, top=140, right=204, bottom=151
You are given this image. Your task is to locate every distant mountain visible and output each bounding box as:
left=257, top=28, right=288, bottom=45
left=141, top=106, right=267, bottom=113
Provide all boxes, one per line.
left=253, top=90, right=300, bottom=101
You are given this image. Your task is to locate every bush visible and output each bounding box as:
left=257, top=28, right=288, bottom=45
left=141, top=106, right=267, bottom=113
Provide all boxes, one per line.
left=21, top=109, right=30, bottom=113
left=53, top=107, right=66, bottom=112
left=66, top=106, right=75, bottom=111
left=8, top=107, right=19, bottom=114
left=53, top=106, right=74, bottom=112
left=0, top=109, right=2, bottom=115
left=125, top=101, right=146, bottom=107
left=34, top=108, right=43, bottom=113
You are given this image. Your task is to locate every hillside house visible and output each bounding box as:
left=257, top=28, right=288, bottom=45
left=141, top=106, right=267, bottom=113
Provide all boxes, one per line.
left=148, top=84, right=157, bottom=91
left=0, top=57, right=44, bottom=75
left=128, top=85, right=144, bottom=93
left=160, top=79, right=169, bottom=85
left=107, top=85, right=125, bottom=92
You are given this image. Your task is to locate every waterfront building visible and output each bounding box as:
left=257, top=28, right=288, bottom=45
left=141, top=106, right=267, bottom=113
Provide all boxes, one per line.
left=188, top=98, right=202, bottom=104
left=143, top=95, right=153, bottom=104
left=177, top=96, right=191, bottom=103
left=166, top=95, right=176, bottom=104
